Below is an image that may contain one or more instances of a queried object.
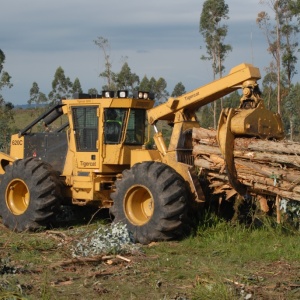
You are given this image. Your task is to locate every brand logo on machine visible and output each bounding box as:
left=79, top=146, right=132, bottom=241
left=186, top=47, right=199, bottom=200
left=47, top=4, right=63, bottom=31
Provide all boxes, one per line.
left=184, top=91, right=199, bottom=101
left=80, top=161, right=96, bottom=167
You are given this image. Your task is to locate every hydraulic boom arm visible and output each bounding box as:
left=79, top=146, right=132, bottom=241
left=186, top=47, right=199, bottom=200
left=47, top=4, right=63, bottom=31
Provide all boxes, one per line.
left=147, top=63, right=261, bottom=125
left=146, top=63, right=284, bottom=200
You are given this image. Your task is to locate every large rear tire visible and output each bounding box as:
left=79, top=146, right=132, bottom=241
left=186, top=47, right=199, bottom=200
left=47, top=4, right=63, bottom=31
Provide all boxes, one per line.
left=0, top=158, right=62, bottom=232
left=110, top=161, right=189, bottom=244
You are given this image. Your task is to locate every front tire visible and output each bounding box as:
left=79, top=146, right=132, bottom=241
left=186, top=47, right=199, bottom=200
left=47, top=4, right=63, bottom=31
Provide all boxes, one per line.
left=110, top=161, right=189, bottom=244
left=0, top=158, right=62, bottom=232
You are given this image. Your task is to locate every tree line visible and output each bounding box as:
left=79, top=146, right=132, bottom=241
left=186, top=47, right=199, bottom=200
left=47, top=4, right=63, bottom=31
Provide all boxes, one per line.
left=25, top=35, right=186, bottom=108
left=28, top=62, right=186, bottom=109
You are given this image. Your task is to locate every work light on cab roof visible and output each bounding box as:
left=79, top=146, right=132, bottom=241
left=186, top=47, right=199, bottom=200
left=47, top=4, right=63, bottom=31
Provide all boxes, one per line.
left=101, top=90, right=154, bottom=100
left=132, top=91, right=154, bottom=100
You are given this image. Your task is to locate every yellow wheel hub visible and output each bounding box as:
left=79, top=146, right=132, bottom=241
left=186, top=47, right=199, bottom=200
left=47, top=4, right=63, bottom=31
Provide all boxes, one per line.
left=124, top=185, right=154, bottom=226
left=6, top=179, right=30, bottom=215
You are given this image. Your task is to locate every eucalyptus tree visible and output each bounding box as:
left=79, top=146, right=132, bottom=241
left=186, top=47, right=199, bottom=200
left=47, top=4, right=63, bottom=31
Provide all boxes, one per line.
left=0, top=49, right=13, bottom=104
left=261, top=62, right=279, bottom=112
left=0, top=101, right=14, bottom=152
left=0, top=49, right=14, bottom=152
left=113, top=62, right=139, bottom=93
left=284, top=83, right=300, bottom=140
left=200, top=0, right=231, bottom=78
left=257, top=0, right=299, bottom=115
left=198, top=105, right=214, bottom=129
left=72, top=78, right=83, bottom=95
left=28, top=82, right=48, bottom=108
left=48, top=66, right=73, bottom=104
left=137, top=75, right=169, bottom=105
left=148, top=77, right=157, bottom=93
left=88, top=88, right=99, bottom=95
left=154, top=78, right=169, bottom=104
left=139, top=75, right=150, bottom=91
left=222, top=90, right=241, bottom=108
left=94, top=36, right=114, bottom=90
left=171, top=82, right=186, bottom=97
left=199, top=0, right=232, bottom=128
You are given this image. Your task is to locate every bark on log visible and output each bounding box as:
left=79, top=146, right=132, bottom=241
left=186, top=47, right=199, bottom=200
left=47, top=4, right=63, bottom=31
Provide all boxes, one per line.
left=193, top=143, right=300, bottom=168
left=205, top=170, right=300, bottom=201
left=192, top=127, right=300, bottom=202
left=193, top=127, right=300, bottom=155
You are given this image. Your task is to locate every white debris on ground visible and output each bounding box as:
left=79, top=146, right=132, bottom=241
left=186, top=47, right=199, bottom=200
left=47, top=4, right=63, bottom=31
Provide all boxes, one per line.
left=71, top=222, right=140, bottom=257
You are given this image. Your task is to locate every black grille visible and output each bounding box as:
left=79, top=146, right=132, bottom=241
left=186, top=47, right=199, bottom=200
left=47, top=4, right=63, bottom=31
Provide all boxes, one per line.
left=176, top=149, right=194, bottom=166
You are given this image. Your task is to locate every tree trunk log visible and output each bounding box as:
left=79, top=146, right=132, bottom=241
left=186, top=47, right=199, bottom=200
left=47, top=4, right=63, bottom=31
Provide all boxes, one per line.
left=192, top=127, right=300, bottom=202
left=193, top=127, right=300, bottom=154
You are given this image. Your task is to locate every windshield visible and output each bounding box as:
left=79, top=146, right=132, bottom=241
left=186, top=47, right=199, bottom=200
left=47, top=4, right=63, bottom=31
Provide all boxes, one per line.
left=104, top=108, right=146, bottom=145
left=104, top=108, right=126, bottom=144
left=125, top=109, right=146, bottom=145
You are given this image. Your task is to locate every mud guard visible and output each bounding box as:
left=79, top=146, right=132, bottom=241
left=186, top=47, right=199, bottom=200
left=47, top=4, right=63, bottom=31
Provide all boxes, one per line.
left=0, top=152, right=16, bottom=174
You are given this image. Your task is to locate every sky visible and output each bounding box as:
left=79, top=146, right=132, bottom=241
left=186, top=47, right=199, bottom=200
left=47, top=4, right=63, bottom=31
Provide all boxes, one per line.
left=1, top=0, right=295, bottom=105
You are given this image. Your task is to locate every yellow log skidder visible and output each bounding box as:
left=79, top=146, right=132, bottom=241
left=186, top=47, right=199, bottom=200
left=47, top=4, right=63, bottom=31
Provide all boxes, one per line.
left=0, top=63, right=283, bottom=244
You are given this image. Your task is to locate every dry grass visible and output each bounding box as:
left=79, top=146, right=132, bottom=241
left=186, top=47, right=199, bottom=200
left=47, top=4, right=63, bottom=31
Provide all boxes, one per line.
left=13, top=107, right=68, bottom=134
left=0, top=214, right=300, bottom=300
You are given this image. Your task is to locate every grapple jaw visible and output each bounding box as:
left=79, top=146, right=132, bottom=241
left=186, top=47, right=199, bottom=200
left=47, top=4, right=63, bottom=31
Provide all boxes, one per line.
left=217, top=81, right=284, bottom=196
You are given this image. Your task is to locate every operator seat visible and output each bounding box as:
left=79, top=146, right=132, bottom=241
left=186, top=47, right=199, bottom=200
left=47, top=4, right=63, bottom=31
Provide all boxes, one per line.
left=105, top=120, right=121, bottom=143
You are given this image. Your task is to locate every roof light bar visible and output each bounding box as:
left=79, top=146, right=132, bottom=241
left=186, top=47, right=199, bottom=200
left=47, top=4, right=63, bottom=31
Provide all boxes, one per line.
left=102, top=91, right=114, bottom=98
left=117, top=90, right=128, bottom=98
left=133, top=91, right=154, bottom=100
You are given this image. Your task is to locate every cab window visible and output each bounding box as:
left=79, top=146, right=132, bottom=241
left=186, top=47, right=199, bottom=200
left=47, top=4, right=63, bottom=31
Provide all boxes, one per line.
left=104, top=108, right=126, bottom=144
left=72, top=106, right=98, bottom=151
left=125, top=109, right=146, bottom=145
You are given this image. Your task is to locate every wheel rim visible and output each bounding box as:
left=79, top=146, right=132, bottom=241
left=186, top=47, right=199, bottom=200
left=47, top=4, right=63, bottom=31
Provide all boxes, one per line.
left=124, top=185, right=154, bottom=225
left=5, top=179, right=30, bottom=215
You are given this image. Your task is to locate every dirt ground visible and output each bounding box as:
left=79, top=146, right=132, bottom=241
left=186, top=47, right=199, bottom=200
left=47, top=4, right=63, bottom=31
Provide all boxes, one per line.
left=226, top=260, right=300, bottom=300
left=0, top=205, right=300, bottom=300
left=1, top=235, right=299, bottom=300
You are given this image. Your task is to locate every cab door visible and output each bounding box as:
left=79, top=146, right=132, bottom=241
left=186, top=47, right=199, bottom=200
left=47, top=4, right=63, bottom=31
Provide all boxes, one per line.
left=72, top=105, right=99, bottom=172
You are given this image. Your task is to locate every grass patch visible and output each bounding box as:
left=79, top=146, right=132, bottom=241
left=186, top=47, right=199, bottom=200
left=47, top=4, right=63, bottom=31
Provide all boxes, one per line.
left=0, top=212, right=300, bottom=299
left=142, top=216, right=300, bottom=299
left=12, top=107, right=68, bottom=134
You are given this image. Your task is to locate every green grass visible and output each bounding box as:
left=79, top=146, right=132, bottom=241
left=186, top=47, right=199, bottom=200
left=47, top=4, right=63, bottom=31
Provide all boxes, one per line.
left=142, top=217, right=300, bottom=300
left=0, top=215, right=299, bottom=299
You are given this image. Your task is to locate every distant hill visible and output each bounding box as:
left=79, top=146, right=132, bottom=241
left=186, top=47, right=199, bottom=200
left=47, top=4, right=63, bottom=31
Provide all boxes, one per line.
left=14, top=103, right=47, bottom=109
left=14, top=104, right=29, bottom=109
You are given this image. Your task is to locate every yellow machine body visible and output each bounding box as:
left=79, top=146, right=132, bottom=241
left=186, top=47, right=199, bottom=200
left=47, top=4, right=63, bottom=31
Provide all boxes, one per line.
left=0, top=63, right=284, bottom=210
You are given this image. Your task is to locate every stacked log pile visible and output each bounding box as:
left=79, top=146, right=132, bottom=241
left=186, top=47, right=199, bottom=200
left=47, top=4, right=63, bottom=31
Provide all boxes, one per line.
left=192, top=127, right=300, bottom=203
